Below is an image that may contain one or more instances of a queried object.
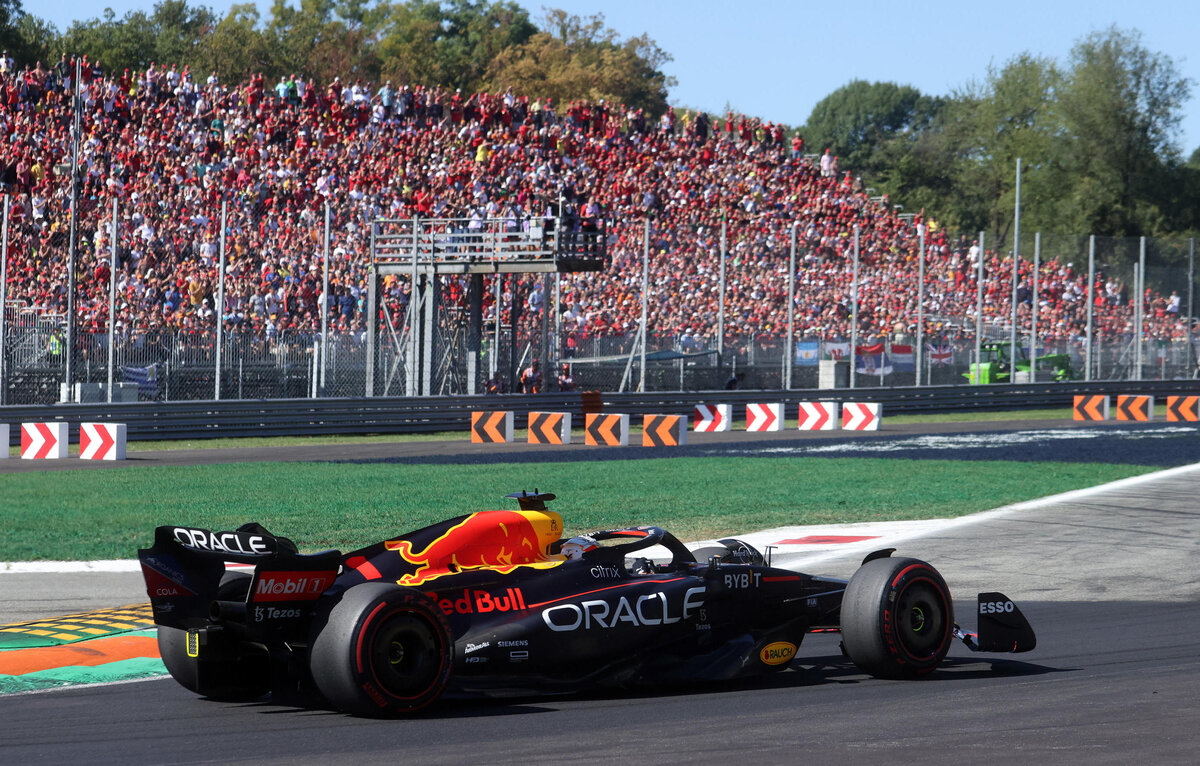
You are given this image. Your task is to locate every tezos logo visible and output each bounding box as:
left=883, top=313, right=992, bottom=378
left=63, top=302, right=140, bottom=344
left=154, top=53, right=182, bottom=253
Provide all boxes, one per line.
left=979, top=601, right=1016, bottom=614
left=254, top=606, right=303, bottom=621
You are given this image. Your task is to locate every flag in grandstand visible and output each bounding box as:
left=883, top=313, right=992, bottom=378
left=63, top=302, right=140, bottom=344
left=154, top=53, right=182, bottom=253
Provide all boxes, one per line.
left=927, top=344, right=953, bottom=366
left=855, top=343, right=892, bottom=375
left=796, top=340, right=820, bottom=366
left=890, top=344, right=914, bottom=372
left=825, top=342, right=851, bottom=361
left=121, top=364, right=159, bottom=397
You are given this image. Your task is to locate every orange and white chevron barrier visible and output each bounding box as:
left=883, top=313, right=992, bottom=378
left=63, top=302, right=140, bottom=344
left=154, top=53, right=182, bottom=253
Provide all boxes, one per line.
left=585, top=413, right=629, bottom=446
left=1166, top=395, right=1199, bottom=422
left=471, top=411, right=513, bottom=443
left=1073, top=395, right=1109, bottom=421
left=80, top=423, right=128, bottom=460
left=1116, top=395, right=1153, bottom=422
left=528, top=412, right=572, bottom=445
left=643, top=415, right=686, bottom=447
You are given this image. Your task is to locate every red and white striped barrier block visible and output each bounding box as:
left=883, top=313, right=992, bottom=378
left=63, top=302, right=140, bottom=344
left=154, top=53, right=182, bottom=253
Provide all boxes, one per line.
left=0, top=424, right=8, bottom=459
left=80, top=422, right=128, bottom=461
left=694, top=404, right=732, bottom=432
left=21, top=422, right=69, bottom=459
left=798, top=402, right=838, bottom=431
left=841, top=402, right=881, bottom=431
left=746, top=403, right=784, bottom=432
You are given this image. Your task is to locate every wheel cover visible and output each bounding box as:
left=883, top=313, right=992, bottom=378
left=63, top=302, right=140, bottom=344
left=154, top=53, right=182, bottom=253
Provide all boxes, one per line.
left=369, top=612, right=443, bottom=699
left=893, top=579, right=948, bottom=661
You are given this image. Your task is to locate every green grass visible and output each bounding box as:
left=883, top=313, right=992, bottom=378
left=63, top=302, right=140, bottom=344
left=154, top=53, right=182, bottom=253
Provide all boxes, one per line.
left=0, top=457, right=1152, bottom=561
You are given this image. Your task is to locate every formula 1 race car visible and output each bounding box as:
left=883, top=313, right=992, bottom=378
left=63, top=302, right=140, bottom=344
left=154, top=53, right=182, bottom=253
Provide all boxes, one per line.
left=138, top=491, right=1036, bottom=717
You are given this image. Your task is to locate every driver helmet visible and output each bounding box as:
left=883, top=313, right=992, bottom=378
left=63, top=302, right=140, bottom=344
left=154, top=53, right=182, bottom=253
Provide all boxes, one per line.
left=560, top=534, right=598, bottom=560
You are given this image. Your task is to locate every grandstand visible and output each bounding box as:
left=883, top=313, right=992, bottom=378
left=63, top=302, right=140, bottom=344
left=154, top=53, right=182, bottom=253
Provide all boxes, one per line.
left=0, top=57, right=1195, bottom=400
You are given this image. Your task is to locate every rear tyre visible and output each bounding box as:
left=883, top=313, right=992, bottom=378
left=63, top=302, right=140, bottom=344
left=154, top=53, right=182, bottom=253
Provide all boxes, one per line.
left=840, top=557, right=953, bottom=679
left=157, top=572, right=271, bottom=701
left=309, top=583, right=452, bottom=717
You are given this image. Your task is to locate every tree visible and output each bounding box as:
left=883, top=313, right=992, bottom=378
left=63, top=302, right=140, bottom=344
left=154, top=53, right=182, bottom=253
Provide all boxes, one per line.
left=801, top=80, right=938, bottom=174
left=12, top=11, right=60, bottom=67
left=481, top=9, right=674, bottom=114
left=1055, top=26, right=1191, bottom=237
left=59, top=1, right=216, bottom=74
left=941, top=53, right=1061, bottom=245
left=376, top=0, right=536, bottom=91
left=0, top=0, right=24, bottom=53
left=193, top=3, right=276, bottom=84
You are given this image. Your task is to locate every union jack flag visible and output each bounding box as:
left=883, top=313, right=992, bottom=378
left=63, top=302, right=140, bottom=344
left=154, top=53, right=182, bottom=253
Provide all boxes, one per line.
left=927, top=344, right=953, bottom=366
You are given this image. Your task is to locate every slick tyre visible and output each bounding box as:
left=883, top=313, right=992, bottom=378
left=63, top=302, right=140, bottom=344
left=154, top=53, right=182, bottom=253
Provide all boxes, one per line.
left=840, top=557, right=953, bottom=679
left=157, top=572, right=270, bottom=701
left=309, top=583, right=452, bottom=717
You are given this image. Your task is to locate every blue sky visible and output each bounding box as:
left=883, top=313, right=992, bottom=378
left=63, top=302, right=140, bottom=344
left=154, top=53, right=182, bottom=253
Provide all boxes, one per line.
left=35, top=0, right=1200, bottom=155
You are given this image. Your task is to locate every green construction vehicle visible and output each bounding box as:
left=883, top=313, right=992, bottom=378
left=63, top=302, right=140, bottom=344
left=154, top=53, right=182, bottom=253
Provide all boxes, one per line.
left=964, top=340, right=1078, bottom=384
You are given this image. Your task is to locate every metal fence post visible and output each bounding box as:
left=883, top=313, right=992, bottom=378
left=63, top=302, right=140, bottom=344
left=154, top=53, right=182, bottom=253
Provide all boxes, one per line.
left=0, top=195, right=8, bottom=406
left=64, top=59, right=82, bottom=403
left=1136, top=236, right=1145, bottom=381
left=1010, top=158, right=1021, bottom=382
left=366, top=221, right=379, bottom=397
left=639, top=218, right=649, bottom=392
left=1187, top=239, right=1195, bottom=377
left=408, top=217, right=418, bottom=396
left=975, top=231, right=984, bottom=378
left=916, top=226, right=925, bottom=386
left=786, top=223, right=796, bottom=389
left=718, top=217, right=726, bottom=361
left=321, top=202, right=330, bottom=395
left=215, top=199, right=227, bottom=400
left=1086, top=236, right=1095, bottom=381
left=850, top=225, right=860, bottom=390
left=107, top=196, right=117, bottom=402
left=1031, top=232, right=1039, bottom=380
left=492, top=275, right=501, bottom=379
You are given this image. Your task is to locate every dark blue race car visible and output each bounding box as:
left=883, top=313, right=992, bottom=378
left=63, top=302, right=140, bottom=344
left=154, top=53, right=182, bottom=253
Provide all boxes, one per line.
left=138, top=491, right=1036, bottom=717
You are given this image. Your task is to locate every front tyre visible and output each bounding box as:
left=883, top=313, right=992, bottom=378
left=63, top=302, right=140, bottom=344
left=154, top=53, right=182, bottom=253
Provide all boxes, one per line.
left=840, top=557, right=953, bottom=679
left=309, top=583, right=452, bottom=716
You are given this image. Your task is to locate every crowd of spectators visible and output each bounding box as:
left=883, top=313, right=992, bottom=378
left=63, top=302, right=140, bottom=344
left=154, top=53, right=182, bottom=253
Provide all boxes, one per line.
left=0, top=54, right=1191, bottom=356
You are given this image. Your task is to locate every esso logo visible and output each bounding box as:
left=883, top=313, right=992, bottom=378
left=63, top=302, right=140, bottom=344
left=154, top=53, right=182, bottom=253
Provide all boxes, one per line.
left=980, top=601, right=1015, bottom=614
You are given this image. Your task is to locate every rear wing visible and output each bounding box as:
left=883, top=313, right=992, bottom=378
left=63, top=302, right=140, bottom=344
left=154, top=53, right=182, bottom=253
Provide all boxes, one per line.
left=138, top=524, right=342, bottom=632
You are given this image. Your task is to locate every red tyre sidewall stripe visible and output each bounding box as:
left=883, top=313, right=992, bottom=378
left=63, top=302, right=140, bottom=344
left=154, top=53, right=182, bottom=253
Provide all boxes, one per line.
left=359, top=601, right=449, bottom=705
left=887, top=564, right=951, bottom=665
left=355, top=602, right=387, bottom=675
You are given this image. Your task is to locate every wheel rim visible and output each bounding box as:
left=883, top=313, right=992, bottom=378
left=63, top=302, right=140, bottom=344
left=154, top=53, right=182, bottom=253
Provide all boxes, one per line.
left=894, top=579, right=947, bottom=661
left=369, top=612, right=443, bottom=699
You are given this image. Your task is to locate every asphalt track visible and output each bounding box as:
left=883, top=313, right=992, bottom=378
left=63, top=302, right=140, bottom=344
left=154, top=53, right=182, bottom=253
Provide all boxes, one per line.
left=1, top=417, right=1198, bottom=475
left=2, top=420, right=1200, bottom=763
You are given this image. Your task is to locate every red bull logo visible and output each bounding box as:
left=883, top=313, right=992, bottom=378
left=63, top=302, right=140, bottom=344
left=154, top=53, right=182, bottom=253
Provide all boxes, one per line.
left=426, top=588, right=529, bottom=616
left=386, top=510, right=564, bottom=586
